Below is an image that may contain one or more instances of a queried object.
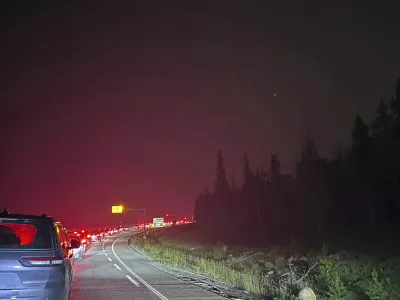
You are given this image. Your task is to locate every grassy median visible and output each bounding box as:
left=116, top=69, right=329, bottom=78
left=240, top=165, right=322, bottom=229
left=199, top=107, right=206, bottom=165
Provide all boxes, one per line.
left=130, top=227, right=400, bottom=299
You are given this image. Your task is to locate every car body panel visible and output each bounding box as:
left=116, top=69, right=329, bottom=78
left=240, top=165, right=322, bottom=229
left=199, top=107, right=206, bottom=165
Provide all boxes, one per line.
left=0, top=214, right=77, bottom=300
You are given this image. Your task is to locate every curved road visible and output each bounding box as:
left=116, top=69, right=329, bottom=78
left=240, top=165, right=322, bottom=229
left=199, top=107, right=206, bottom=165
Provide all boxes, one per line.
left=70, top=231, right=227, bottom=300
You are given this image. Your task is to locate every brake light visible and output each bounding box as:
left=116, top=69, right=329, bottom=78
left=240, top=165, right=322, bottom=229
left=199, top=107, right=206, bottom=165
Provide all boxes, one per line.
left=81, top=239, right=87, bottom=244
left=87, top=234, right=91, bottom=238
left=20, top=257, right=63, bottom=267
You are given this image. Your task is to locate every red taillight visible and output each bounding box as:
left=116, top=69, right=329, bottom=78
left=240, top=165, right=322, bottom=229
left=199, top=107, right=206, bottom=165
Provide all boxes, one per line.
left=87, top=234, right=91, bottom=238
left=81, top=239, right=87, bottom=244
left=20, top=257, right=63, bottom=267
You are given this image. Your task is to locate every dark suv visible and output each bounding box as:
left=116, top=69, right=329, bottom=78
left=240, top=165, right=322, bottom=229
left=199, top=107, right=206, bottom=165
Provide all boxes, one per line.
left=0, top=210, right=80, bottom=300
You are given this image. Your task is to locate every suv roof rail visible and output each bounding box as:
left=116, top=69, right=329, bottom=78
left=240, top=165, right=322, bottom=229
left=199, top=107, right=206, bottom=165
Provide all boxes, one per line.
left=41, top=214, right=49, bottom=218
left=1, top=208, right=9, bottom=216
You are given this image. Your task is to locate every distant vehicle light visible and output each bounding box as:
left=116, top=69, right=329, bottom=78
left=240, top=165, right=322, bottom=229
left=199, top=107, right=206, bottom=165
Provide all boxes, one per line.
left=81, top=239, right=86, bottom=244
left=87, top=234, right=91, bottom=238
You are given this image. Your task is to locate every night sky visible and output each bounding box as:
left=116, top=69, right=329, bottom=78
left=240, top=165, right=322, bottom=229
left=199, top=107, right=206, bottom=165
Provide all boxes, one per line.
left=1, top=2, right=399, bottom=227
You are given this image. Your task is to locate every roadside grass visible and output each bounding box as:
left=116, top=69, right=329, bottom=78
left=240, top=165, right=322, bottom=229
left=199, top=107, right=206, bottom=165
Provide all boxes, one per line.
left=132, top=236, right=272, bottom=297
left=130, top=228, right=400, bottom=300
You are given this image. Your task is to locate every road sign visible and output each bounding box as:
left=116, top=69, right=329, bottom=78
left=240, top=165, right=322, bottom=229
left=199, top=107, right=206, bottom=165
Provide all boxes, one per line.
left=112, top=205, right=123, bottom=214
left=153, top=217, right=164, bottom=228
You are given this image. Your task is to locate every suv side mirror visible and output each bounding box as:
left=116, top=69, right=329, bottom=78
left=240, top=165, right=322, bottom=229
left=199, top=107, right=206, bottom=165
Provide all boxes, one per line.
left=70, top=239, right=80, bottom=249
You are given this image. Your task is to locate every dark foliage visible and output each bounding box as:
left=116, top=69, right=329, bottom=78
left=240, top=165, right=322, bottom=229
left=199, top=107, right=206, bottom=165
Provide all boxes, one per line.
left=194, top=79, right=400, bottom=251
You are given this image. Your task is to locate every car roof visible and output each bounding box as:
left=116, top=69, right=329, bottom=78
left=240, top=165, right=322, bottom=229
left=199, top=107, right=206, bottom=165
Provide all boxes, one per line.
left=0, top=212, right=59, bottom=223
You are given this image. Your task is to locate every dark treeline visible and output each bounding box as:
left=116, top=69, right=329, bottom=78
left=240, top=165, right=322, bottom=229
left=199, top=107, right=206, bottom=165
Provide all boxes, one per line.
left=194, top=79, right=400, bottom=250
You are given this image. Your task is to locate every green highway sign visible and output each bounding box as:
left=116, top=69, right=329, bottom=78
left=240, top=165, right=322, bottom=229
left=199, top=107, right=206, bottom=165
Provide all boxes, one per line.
left=153, top=217, right=164, bottom=228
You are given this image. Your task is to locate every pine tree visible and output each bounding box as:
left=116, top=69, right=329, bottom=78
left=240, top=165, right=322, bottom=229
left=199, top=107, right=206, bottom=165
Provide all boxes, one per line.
left=371, top=100, right=392, bottom=136
left=301, top=134, right=318, bottom=163
left=214, top=150, right=229, bottom=195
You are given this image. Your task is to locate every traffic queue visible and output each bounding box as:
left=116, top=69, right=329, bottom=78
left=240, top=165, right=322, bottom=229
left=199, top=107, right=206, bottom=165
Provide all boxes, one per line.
left=67, top=225, right=128, bottom=260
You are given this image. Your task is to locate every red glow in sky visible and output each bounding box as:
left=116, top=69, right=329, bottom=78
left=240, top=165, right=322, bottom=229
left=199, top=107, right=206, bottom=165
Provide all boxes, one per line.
left=1, top=2, right=399, bottom=227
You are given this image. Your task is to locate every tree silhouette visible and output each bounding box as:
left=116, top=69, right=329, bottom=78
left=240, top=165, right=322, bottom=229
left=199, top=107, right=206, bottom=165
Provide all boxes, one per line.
left=301, top=134, right=318, bottom=163
left=192, top=78, right=400, bottom=249
left=371, top=100, right=392, bottom=136
left=214, top=150, right=229, bottom=195
left=352, top=115, right=369, bottom=145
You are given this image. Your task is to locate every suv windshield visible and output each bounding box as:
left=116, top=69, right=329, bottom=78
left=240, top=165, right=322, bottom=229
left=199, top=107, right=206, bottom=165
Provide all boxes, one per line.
left=0, top=220, right=53, bottom=249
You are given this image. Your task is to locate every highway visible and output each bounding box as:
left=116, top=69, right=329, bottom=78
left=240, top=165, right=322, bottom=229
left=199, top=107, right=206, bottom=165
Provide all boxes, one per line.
left=70, top=231, right=227, bottom=300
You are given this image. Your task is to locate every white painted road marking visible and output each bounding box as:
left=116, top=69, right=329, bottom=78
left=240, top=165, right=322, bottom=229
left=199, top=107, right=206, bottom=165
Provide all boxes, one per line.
left=112, top=236, right=169, bottom=300
left=104, top=253, right=108, bottom=256
left=114, top=264, right=121, bottom=270
left=108, top=257, right=112, bottom=262
left=126, top=275, right=140, bottom=287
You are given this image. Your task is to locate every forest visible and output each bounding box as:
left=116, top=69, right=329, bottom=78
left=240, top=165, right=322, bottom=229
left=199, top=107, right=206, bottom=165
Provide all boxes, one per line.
left=194, top=79, right=400, bottom=252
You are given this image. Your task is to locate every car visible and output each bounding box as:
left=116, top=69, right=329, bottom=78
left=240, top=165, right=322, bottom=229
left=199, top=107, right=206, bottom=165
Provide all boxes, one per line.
left=105, top=228, right=114, bottom=236
left=72, top=229, right=92, bottom=246
left=94, top=229, right=104, bottom=242
left=87, top=230, right=102, bottom=242
left=90, top=231, right=98, bottom=242
left=0, top=210, right=80, bottom=300
left=68, top=233, right=87, bottom=261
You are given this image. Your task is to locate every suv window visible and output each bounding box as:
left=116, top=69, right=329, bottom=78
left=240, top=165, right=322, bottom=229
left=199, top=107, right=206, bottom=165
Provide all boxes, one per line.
left=0, top=220, right=53, bottom=249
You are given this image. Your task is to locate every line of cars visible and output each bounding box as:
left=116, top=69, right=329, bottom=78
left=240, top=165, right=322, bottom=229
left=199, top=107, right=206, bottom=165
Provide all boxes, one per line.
left=0, top=210, right=126, bottom=300
left=67, top=226, right=128, bottom=260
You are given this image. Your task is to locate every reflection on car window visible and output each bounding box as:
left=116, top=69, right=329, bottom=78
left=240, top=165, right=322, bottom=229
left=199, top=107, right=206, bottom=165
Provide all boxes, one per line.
left=0, top=221, right=53, bottom=249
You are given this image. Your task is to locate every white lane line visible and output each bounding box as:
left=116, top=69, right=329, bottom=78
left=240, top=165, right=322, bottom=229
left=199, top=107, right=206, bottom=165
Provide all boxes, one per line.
left=104, top=253, right=108, bottom=256
left=108, top=257, right=112, bottom=262
left=126, top=275, right=140, bottom=287
left=114, top=264, right=122, bottom=270
left=103, top=249, right=106, bottom=252
left=112, top=236, right=169, bottom=300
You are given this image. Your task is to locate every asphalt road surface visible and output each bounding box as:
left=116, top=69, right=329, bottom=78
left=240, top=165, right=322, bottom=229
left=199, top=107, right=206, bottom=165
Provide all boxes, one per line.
left=70, top=231, right=227, bottom=300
